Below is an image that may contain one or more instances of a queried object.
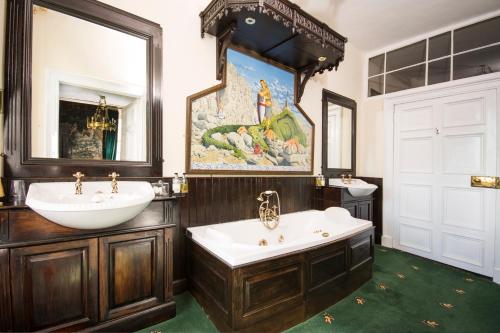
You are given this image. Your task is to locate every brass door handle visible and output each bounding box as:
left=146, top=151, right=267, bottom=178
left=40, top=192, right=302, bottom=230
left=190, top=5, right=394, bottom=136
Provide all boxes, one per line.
left=471, top=176, right=500, bottom=189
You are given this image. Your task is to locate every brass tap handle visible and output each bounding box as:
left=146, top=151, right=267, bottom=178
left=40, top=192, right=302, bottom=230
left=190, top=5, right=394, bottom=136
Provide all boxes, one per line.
left=340, top=174, right=346, bottom=183
left=108, top=172, right=120, bottom=193
left=73, top=172, right=84, bottom=195
left=347, top=174, right=352, bottom=184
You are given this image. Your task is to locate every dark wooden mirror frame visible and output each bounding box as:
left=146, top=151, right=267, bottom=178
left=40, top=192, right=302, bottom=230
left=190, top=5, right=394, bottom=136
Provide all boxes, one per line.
left=321, top=89, right=356, bottom=178
left=4, top=0, right=163, bottom=179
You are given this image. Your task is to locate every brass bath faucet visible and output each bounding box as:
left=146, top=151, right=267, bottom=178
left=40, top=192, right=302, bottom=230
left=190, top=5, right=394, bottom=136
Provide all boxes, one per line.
left=109, top=172, right=120, bottom=193
left=73, top=172, right=84, bottom=195
left=257, top=190, right=281, bottom=230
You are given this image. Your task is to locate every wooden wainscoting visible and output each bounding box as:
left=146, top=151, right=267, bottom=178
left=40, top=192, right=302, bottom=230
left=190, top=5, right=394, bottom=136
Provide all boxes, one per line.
left=174, top=176, right=315, bottom=293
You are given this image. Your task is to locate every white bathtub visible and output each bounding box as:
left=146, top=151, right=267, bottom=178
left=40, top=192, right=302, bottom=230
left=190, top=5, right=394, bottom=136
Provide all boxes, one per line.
left=187, top=208, right=373, bottom=267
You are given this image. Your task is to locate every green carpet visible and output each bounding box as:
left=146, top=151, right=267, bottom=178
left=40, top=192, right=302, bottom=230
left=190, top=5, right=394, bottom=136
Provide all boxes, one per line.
left=140, top=246, right=500, bottom=333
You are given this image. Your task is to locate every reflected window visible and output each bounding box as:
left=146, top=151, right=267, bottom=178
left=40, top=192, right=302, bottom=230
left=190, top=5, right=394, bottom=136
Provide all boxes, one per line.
left=369, top=54, right=385, bottom=77
left=368, top=75, right=384, bottom=97
left=454, top=16, right=500, bottom=53
left=453, top=44, right=500, bottom=80
left=386, top=40, right=426, bottom=72
left=385, top=64, right=425, bottom=94
left=366, top=16, right=500, bottom=97
left=429, top=32, right=451, bottom=60
left=428, top=58, right=450, bottom=85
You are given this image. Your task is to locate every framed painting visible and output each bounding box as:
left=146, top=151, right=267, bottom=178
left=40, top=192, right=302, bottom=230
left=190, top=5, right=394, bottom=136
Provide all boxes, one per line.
left=186, top=47, right=314, bottom=174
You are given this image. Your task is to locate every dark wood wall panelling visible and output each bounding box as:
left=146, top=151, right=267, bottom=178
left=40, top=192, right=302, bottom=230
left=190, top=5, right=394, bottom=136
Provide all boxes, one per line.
left=185, top=177, right=315, bottom=227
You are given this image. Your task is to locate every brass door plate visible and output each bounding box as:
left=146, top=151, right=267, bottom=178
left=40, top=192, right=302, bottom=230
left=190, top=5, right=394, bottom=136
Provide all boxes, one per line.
left=471, top=176, right=500, bottom=189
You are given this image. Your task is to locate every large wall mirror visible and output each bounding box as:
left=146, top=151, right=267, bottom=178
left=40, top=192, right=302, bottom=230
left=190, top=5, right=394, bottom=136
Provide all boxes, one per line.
left=321, top=89, right=356, bottom=177
left=5, top=0, right=163, bottom=178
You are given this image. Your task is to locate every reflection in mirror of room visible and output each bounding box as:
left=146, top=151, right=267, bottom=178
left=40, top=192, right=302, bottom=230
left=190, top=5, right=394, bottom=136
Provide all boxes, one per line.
left=31, top=4, right=147, bottom=162
left=327, top=103, right=352, bottom=170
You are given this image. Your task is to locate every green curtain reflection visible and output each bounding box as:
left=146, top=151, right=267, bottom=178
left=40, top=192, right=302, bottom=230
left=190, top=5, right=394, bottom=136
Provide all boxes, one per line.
left=103, top=130, right=117, bottom=160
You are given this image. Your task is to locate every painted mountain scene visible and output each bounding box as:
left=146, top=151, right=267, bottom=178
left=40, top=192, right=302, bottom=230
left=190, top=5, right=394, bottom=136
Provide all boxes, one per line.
left=188, top=49, right=314, bottom=173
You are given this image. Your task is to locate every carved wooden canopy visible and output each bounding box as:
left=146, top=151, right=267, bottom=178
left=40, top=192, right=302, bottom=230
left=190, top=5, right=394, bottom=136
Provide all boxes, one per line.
left=200, top=0, right=347, bottom=102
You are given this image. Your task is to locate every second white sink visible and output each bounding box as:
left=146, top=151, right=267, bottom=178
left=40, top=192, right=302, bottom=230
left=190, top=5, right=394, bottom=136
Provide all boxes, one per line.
left=329, top=178, right=378, bottom=197
left=26, top=181, right=155, bottom=229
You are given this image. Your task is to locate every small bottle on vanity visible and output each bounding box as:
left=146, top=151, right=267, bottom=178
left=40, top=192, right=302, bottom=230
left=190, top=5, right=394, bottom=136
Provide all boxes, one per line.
left=180, top=173, right=189, bottom=193
left=315, top=174, right=325, bottom=187
left=172, top=173, right=181, bottom=194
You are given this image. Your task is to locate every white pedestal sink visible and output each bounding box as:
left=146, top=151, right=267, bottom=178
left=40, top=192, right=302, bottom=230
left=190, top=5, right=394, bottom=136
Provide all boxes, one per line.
left=329, top=178, right=378, bottom=197
left=26, top=181, right=155, bottom=229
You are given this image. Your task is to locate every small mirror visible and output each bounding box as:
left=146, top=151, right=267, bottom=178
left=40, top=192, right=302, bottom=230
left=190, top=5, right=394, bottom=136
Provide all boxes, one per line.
left=31, top=5, right=148, bottom=161
left=322, top=90, right=356, bottom=176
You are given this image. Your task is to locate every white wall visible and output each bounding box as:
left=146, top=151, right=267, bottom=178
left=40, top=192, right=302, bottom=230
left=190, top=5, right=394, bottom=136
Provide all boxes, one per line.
left=0, top=0, right=373, bottom=177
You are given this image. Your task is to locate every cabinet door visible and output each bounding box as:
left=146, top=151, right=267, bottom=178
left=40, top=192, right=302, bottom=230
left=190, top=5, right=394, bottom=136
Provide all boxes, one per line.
left=343, top=202, right=358, bottom=218
left=0, top=249, right=12, bottom=332
left=10, top=239, right=98, bottom=332
left=357, top=200, right=373, bottom=221
left=99, top=230, right=164, bottom=321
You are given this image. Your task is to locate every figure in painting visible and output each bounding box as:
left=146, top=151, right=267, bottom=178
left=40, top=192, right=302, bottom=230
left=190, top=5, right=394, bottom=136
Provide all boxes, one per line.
left=257, top=79, right=272, bottom=123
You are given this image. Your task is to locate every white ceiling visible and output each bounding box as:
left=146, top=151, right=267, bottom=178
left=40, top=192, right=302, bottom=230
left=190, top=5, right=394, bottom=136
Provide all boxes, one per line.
left=292, top=0, right=500, bottom=52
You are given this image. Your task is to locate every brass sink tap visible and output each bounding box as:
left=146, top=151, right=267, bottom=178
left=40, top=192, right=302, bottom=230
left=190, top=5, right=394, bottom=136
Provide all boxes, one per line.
left=341, top=174, right=346, bottom=184
left=257, top=190, right=280, bottom=230
left=347, top=174, right=352, bottom=184
left=109, top=172, right=120, bottom=193
left=73, top=172, right=85, bottom=195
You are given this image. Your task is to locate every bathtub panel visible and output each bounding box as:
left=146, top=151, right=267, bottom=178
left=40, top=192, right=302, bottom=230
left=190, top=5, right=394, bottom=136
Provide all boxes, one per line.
left=350, top=229, right=375, bottom=271
left=307, top=241, right=347, bottom=293
left=188, top=242, right=231, bottom=320
left=242, top=264, right=302, bottom=314
left=188, top=227, right=374, bottom=333
left=233, top=255, right=305, bottom=329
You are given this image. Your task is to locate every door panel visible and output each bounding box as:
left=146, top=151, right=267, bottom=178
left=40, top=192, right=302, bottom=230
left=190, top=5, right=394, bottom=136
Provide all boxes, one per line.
left=10, top=239, right=98, bottom=331
left=99, top=230, right=164, bottom=321
left=394, top=89, right=496, bottom=276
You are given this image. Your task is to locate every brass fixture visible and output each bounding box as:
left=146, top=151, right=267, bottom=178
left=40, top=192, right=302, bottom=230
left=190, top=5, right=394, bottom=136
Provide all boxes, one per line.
left=109, top=172, right=120, bottom=193
left=278, top=234, right=285, bottom=243
left=86, top=96, right=117, bottom=132
left=73, top=172, right=85, bottom=195
left=340, top=174, right=346, bottom=184
left=322, top=232, right=330, bottom=238
left=318, top=56, right=327, bottom=62
left=471, top=176, right=500, bottom=189
left=258, top=239, right=268, bottom=246
left=257, top=190, right=280, bottom=230
left=347, top=174, right=352, bottom=184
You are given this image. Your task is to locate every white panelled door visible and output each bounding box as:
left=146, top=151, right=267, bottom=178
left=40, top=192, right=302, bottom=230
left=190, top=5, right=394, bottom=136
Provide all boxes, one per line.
left=394, top=89, right=497, bottom=276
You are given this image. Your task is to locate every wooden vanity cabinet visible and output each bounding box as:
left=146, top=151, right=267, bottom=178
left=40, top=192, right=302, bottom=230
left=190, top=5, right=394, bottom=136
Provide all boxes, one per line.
left=10, top=239, right=99, bottom=332
left=0, top=200, right=177, bottom=332
left=99, top=230, right=165, bottom=321
left=315, top=187, right=373, bottom=221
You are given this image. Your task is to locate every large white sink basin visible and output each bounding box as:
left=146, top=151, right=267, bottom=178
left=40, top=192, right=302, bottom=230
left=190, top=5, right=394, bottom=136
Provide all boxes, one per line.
left=329, top=178, right=378, bottom=197
left=26, top=181, right=155, bottom=229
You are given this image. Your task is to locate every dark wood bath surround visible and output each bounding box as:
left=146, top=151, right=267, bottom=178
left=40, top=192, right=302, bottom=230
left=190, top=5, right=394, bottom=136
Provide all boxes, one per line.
left=0, top=197, right=179, bottom=332
left=188, top=227, right=375, bottom=333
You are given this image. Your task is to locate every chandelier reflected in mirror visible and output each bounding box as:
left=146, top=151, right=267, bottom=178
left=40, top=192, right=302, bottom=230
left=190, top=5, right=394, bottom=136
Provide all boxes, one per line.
left=86, top=95, right=117, bottom=131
